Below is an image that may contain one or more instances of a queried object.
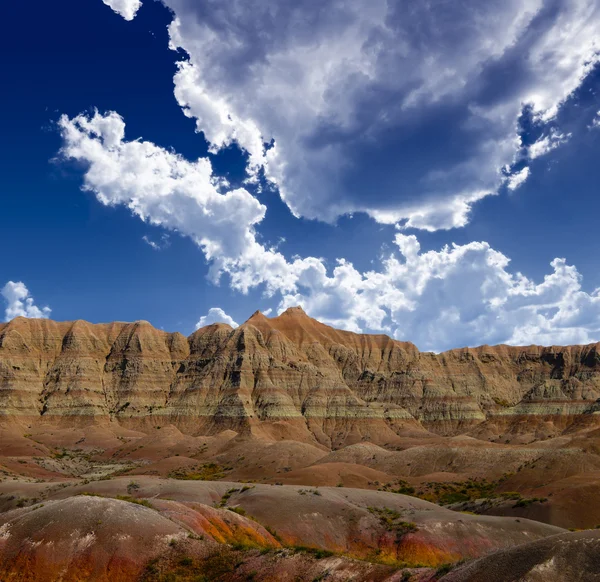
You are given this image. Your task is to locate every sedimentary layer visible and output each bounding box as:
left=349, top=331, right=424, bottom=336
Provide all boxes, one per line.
left=1, top=308, right=600, bottom=445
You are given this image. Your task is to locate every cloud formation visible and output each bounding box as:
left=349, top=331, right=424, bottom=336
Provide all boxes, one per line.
left=106, top=0, right=600, bottom=231
left=142, top=234, right=170, bottom=251
left=529, top=130, right=571, bottom=159
left=281, top=235, right=600, bottom=351
left=102, top=0, right=142, bottom=21
left=58, top=111, right=270, bottom=285
left=196, top=307, right=239, bottom=329
left=58, top=110, right=600, bottom=351
left=1, top=282, right=51, bottom=321
left=506, top=167, right=531, bottom=191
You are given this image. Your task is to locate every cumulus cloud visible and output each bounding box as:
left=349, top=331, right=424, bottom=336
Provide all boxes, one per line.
left=196, top=307, right=239, bottom=329
left=104, top=0, right=599, bottom=231
left=506, top=167, right=531, bottom=191
left=58, top=110, right=341, bottom=297
left=1, top=282, right=51, bottom=321
left=58, top=110, right=600, bottom=351
left=101, top=0, right=142, bottom=21
left=590, top=111, right=600, bottom=129
left=280, top=235, right=600, bottom=351
left=58, top=110, right=272, bottom=286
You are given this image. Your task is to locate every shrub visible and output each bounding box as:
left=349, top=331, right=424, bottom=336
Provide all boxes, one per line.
left=168, top=462, right=228, bottom=481
left=292, top=545, right=334, bottom=559
left=115, top=495, right=154, bottom=509
left=368, top=507, right=418, bottom=538
left=127, top=481, right=140, bottom=493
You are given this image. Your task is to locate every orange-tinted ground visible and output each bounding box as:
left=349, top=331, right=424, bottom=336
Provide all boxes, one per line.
left=2, top=420, right=600, bottom=580
left=3, top=312, right=600, bottom=579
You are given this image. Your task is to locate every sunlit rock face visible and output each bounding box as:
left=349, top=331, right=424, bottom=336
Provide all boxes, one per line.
left=1, top=308, right=600, bottom=446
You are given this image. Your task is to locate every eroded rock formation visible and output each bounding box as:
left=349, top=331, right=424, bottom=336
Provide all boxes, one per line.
left=1, top=307, right=600, bottom=447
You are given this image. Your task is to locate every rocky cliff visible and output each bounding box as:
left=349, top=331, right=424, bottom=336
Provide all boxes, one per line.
left=1, top=307, right=600, bottom=447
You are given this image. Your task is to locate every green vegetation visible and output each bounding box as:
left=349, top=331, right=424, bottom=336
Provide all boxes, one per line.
left=513, top=496, right=547, bottom=508
left=168, top=463, right=230, bottom=481
left=115, top=495, right=155, bottom=508
left=218, top=488, right=240, bottom=507
left=378, top=480, right=416, bottom=495
left=498, top=491, right=522, bottom=500
left=291, top=545, right=334, bottom=559
left=142, top=550, right=238, bottom=581
left=434, top=563, right=455, bottom=577
left=77, top=491, right=154, bottom=509
left=127, top=480, right=141, bottom=493
left=409, top=478, right=497, bottom=504
left=298, top=488, right=322, bottom=496
left=378, top=474, right=547, bottom=510
left=15, top=496, right=38, bottom=508
left=264, top=525, right=282, bottom=543
left=367, top=507, right=418, bottom=538
left=215, top=485, right=257, bottom=517
left=230, top=541, right=265, bottom=552
left=143, top=541, right=338, bottom=582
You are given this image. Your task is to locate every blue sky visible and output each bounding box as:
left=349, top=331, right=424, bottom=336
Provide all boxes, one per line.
left=1, top=0, right=600, bottom=351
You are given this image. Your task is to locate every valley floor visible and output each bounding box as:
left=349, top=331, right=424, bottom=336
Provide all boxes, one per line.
left=2, top=421, right=600, bottom=580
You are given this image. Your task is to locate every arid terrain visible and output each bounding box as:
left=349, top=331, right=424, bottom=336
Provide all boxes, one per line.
left=2, top=308, right=600, bottom=580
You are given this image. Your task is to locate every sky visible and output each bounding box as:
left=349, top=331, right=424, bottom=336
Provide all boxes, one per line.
left=1, top=0, right=600, bottom=351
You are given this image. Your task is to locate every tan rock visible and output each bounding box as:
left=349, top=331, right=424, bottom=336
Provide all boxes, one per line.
left=1, top=309, right=600, bottom=444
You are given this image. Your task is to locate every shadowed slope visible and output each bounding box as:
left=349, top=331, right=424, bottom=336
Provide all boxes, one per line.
left=440, top=530, right=600, bottom=582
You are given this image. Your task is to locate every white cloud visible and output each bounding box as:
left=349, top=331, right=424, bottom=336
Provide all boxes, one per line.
left=58, top=110, right=272, bottom=287
left=142, top=233, right=170, bottom=251
left=506, top=166, right=531, bottom=191
left=58, top=109, right=600, bottom=351
left=129, top=0, right=599, bottom=232
left=590, top=111, right=600, bottom=129
left=280, top=235, right=600, bottom=351
left=57, top=110, right=340, bottom=299
left=1, top=282, right=51, bottom=321
left=101, top=0, right=142, bottom=21
left=528, top=130, right=571, bottom=159
left=196, top=307, right=238, bottom=329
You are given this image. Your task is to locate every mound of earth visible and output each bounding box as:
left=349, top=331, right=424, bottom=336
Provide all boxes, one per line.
left=268, top=461, right=394, bottom=487
left=17, top=477, right=562, bottom=568
left=212, top=438, right=329, bottom=481
left=127, top=455, right=200, bottom=477
left=440, top=530, right=600, bottom=582
left=0, top=496, right=187, bottom=581
left=0, top=494, right=410, bottom=582
left=316, top=440, right=544, bottom=480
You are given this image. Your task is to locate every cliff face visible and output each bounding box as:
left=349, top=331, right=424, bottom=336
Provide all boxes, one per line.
left=1, top=308, right=600, bottom=446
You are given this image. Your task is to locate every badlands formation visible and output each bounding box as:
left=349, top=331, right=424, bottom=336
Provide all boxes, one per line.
left=1, top=307, right=600, bottom=580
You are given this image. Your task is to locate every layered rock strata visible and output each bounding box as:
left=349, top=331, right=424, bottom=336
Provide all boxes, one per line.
left=1, top=308, right=599, bottom=446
